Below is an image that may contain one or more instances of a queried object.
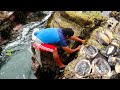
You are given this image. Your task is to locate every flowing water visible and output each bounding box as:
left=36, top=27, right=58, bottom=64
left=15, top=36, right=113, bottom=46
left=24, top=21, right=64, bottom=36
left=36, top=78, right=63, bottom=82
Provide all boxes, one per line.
left=0, top=11, right=53, bottom=79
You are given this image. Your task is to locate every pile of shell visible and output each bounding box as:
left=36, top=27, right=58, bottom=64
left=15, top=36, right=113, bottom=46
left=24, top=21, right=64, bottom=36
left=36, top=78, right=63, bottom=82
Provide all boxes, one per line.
left=63, top=16, right=120, bottom=79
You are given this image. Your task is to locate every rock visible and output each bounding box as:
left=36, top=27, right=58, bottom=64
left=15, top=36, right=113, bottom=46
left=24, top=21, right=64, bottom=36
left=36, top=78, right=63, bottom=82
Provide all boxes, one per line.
left=62, top=11, right=103, bottom=27
left=62, top=11, right=120, bottom=79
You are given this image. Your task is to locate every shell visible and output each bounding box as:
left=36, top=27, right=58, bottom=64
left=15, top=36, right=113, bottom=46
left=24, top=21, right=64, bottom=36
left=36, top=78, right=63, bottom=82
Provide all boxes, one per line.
left=96, top=32, right=110, bottom=45
left=104, top=29, right=114, bottom=41
left=74, top=59, right=91, bottom=78
left=91, top=58, right=111, bottom=76
left=84, top=45, right=98, bottom=58
left=115, top=63, right=120, bottom=73
left=105, top=44, right=117, bottom=56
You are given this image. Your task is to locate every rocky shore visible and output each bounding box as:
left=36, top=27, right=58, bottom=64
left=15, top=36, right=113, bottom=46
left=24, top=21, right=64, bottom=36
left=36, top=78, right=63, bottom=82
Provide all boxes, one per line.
left=0, top=11, right=120, bottom=79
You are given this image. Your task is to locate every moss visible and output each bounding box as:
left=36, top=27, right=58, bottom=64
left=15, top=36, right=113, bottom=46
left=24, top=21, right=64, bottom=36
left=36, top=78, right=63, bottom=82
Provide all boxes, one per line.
left=65, top=11, right=103, bottom=27
left=47, top=11, right=104, bottom=38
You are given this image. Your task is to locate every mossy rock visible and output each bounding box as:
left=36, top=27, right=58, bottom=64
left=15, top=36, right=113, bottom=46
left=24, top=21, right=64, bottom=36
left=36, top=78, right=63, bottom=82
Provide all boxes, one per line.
left=47, top=11, right=85, bottom=36
left=63, top=11, right=103, bottom=27
left=47, top=11, right=104, bottom=37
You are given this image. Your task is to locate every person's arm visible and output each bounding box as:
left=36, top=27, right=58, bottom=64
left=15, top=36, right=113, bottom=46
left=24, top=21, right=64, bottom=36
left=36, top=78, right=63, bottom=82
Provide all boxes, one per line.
left=62, top=46, right=81, bottom=54
left=70, top=35, right=85, bottom=43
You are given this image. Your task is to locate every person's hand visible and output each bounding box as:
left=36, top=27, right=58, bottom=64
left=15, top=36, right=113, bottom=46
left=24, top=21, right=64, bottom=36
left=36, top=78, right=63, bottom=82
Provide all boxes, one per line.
left=81, top=40, right=85, bottom=43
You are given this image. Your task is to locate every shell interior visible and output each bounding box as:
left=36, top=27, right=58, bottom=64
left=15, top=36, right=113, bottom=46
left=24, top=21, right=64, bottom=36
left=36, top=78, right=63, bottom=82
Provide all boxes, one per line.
left=106, top=44, right=117, bottom=56
left=84, top=45, right=98, bottom=58
left=92, top=58, right=111, bottom=76
left=96, top=32, right=109, bottom=45
left=75, top=59, right=91, bottom=77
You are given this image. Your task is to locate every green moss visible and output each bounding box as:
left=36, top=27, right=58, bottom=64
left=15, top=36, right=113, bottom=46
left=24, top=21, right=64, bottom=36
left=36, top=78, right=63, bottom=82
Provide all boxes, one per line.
left=65, top=11, right=103, bottom=27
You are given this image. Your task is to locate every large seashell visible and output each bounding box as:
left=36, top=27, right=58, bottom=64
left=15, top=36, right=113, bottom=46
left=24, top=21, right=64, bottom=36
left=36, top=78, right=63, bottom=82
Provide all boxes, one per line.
left=84, top=45, right=98, bottom=58
left=96, top=32, right=110, bottom=45
left=115, top=63, right=120, bottom=73
left=91, top=58, right=111, bottom=76
left=105, top=44, right=117, bottom=56
left=104, top=30, right=114, bottom=41
left=74, top=59, right=91, bottom=78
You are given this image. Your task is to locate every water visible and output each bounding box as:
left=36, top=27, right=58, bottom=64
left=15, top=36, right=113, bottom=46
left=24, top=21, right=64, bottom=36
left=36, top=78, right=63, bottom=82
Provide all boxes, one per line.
left=0, top=11, right=53, bottom=79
